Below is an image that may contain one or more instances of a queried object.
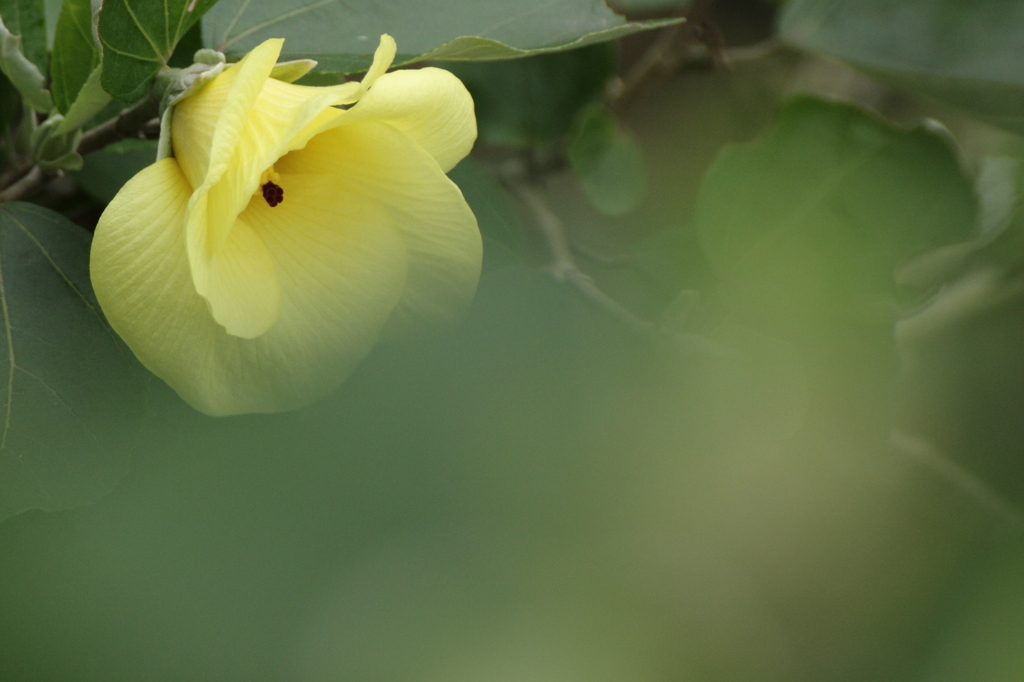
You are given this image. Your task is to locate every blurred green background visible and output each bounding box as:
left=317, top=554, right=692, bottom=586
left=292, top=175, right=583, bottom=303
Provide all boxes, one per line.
left=3, top=1, right=1024, bottom=680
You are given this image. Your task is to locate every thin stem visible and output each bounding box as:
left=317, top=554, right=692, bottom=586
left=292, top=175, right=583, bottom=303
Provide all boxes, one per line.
left=608, top=22, right=686, bottom=114
left=508, top=179, right=660, bottom=340
left=0, top=166, right=46, bottom=203
left=890, top=429, right=1024, bottom=529
left=607, top=0, right=723, bottom=113
left=77, top=96, right=160, bottom=157
left=571, top=240, right=630, bottom=266
left=605, top=0, right=785, bottom=115
left=0, top=161, right=32, bottom=192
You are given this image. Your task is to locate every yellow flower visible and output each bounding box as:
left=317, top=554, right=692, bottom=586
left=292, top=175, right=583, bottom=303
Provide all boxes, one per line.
left=90, top=36, right=481, bottom=416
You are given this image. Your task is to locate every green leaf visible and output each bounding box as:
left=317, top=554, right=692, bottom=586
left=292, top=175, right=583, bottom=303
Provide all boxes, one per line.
left=0, top=203, right=147, bottom=522
left=42, top=0, right=57, bottom=44
left=695, top=97, right=977, bottom=458
left=50, top=0, right=98, bottom=114
left=696, top=95, right=974, bottom=438
left=447, top=44, right=616, bottom=147
left=695, top=96, right=974, bottom=343
left=610, top=0, right=688, bottom=12
left=203, top=0, right=681, bottom=73
left=0, top=0, right=47, bottom=71
left=55, top=64, right=111, bottom=131
left=0, top=13, right=51, bottom=111
left=569, top=104, right=647, bottom=215
left=98, top=0, right=219, bottom=102
left=780, top=0, right=1024, bottom=134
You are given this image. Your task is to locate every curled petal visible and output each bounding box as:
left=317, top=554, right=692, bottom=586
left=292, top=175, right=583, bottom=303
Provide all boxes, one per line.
left=173, top=38, right=284, bottom=190
left=174, top=36, right=402, bottom=337
left=91, top=159, right=410, bottom=416
left=187, top=191, right=280, bottom=337
left=93, top=34, right=481, bottom=415
left=341, top=66, right=477, bottom=173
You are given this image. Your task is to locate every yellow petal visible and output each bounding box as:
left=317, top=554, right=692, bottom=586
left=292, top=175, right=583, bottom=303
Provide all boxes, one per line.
left=173, top=38, right=284, bottom=189
left=351, top=33, right=397, bottom=98
left=281, top=120, right=482, bottom=341
left=91, top=158, right=409, bottom=416
left=172, top=33, right=396, bottom=190
left=340, top=66, right=476, bottom=172
left=173, top=36, right=408, bottom=338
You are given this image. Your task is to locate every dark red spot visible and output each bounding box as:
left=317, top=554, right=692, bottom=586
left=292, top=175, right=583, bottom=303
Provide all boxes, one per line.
left=261, top=181, right=284, bottom=207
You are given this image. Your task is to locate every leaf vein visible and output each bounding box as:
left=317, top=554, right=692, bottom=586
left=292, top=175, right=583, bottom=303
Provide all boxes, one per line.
left=120, top=0, right=169, bottom=62
left=17, top=366, right=105, bottom=449
left=0, top=228, right=13, bottom=452
left=219, top=0, right=253, bottom=50
left=223, top=0, right=344, bottom=49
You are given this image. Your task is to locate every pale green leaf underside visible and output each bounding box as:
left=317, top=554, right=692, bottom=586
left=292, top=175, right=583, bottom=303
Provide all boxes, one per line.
left=0, top=15, right=52, bottom=111
left=0, top=203, right=146, bottom=522
left=203, top=0, right=681, bottom=73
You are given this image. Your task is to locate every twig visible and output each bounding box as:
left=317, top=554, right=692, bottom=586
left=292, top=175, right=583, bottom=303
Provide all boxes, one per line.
left=609, top=36, right=780, bottom=115
left=607, top=0, right=786, bottom=114
left=890, top=429, right=1024, bottom=530
left=0, top=166, right=46, bottom=203
left=508, top=179, right=659, bottom=340
left=0, top=95, right=160, bottom=203
left=77, top=96, right=160, bottom=157
left=607, top=22, right=686, bottom=114
left=0, top=161, right=32, bottom=192
left=608, top=0, right=722, bottom=112
left=571, top=240, right=630, bottom=266
left=685, top=0, right=718, bottom=22
left=717, top=38, right=781, bottom=64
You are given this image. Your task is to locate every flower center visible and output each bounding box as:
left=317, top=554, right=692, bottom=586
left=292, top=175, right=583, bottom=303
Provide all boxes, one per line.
left=257, top=166, right=284, bottom=208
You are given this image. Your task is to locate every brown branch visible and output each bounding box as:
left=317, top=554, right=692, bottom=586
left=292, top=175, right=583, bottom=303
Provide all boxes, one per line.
left=77, top=96, right=160, bottom=157
left=605, top=0, right=785, bottom=114
left=685, top=0, right=718, bottom=23
left=609, top=36, right=780, bottom=114
left=607, top=0, right=722, bottom=113
left=0, top=166, right=46, bottom=203
left=607, top=22, right=686, bottom=114
left=0, top=161, right=32, bottom=193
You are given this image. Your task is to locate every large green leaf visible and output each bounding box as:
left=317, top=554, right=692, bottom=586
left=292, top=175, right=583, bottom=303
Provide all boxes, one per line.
left=610, top=0, right=687, bottom=12
left=696, top=96, right=974, bottom=338
left=98, top=0, right=219, bottom=102
left=0, top=203, right=146, bottom=522
left=203, top=0, right=681, bottom=73
left=780, top=0, right=1024, bottom=134
left=695, top=96, right=975, bottom=445
left=50, top=0, right=97, bottom=114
